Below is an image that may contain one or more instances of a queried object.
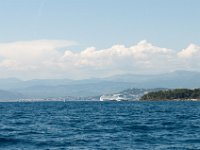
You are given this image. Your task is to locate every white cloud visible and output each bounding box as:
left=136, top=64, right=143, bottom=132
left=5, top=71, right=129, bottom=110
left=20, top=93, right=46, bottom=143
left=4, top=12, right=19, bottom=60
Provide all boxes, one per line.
left=178, top=44, right=200, bottom=58
left=0, top=39, right=199, bottom=79
left=177, top=44, right=200, bottom=70
left=0, top=40, right=76, bottom=79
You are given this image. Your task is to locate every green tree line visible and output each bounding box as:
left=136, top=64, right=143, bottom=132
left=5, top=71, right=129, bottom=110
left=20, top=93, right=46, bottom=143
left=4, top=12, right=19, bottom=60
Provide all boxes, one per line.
left=141, top=89, right=200, bottom=100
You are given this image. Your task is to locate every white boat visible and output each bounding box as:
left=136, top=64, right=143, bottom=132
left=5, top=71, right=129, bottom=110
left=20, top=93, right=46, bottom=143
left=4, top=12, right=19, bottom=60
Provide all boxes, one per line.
left=100, top=94, right=124, bottom=101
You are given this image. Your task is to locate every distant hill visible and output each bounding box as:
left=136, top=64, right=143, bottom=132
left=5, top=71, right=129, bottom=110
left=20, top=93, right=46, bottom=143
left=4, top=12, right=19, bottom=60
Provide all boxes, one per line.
left=0, top=90, right=24, bottom=101
left=141, top=88, right=200, bottom=100
left=104, top=70, right=200, bottom=88
left=0, top=70, right=200, bottom=99
left=13, top=81, right=135, bottom=98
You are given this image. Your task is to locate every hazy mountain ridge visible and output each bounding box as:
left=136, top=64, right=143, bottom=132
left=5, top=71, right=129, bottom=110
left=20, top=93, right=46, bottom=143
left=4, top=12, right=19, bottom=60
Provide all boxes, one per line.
left=104, top=70, right=200, bottom=88
left=0, top=70, right=200, bottom=100
left=0, top=89, right=24, bottom=100
left=13, top=81, right=134, bottom=98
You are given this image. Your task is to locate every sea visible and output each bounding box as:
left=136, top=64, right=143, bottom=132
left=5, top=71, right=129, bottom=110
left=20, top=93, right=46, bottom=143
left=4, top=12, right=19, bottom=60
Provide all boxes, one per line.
left=1, top=101, right=200, bottom=150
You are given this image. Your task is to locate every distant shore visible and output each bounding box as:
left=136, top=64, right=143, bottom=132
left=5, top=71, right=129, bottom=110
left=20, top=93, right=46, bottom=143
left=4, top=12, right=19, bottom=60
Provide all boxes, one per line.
left=140, top=88, right=200, bottom=101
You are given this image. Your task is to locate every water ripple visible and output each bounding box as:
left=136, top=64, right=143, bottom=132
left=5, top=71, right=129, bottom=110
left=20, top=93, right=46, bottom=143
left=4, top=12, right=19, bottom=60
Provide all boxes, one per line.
left=1, top=101, right=200, bottom=149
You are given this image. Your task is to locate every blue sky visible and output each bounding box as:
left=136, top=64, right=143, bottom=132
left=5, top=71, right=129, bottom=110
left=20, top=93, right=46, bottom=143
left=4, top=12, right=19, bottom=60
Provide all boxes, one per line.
left=0, top=0, right=200, bottom=79
left=0, top=0, right=200, bottom=50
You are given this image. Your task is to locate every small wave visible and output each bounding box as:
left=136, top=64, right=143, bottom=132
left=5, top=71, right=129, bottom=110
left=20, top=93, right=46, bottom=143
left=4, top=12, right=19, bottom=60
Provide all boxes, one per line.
left=0, top=137, right=21, bottom=145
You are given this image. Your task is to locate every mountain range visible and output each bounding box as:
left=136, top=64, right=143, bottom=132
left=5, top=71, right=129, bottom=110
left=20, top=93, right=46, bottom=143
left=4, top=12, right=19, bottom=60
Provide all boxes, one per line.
left=0, top=70, right=200, bottom=100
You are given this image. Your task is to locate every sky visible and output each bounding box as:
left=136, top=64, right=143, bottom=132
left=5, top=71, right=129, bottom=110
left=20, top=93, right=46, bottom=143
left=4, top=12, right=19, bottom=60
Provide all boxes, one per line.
left=0, top=0, right=200, bottom=79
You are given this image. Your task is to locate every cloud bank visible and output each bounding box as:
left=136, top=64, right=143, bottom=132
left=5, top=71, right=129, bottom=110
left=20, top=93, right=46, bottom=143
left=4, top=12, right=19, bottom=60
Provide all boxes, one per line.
left=0, top=40, right=199, bottom=79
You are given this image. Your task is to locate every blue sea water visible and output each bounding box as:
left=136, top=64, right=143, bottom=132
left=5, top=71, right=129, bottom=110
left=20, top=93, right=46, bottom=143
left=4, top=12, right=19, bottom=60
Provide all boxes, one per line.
left=1, top=101, right=200, bottom=150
